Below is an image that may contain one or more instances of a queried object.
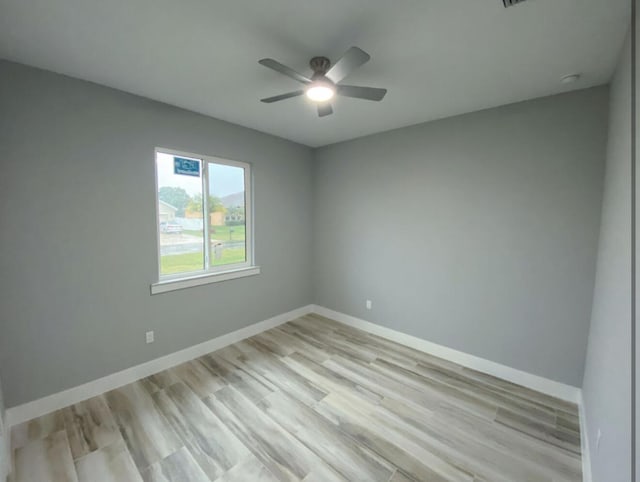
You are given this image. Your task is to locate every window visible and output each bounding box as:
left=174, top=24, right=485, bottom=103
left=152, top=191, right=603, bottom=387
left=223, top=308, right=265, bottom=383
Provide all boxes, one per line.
left=152, top=148, right=258, bottom=293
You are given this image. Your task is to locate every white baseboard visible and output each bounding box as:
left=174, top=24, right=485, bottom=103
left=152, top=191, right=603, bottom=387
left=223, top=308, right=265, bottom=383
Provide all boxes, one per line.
left=5, top=303, right=583, bottom=435
left=5, top=305, right=313, bottom=428
left=311, top=305, right=581, bottom=404
left=578, top=392, right=592, bottom=482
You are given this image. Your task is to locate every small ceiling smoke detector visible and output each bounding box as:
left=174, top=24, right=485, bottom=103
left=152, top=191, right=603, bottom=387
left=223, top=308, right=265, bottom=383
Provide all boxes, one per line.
left=560, top=74, right=581, bottom=84
left=502, top=0, right=527, bottom=7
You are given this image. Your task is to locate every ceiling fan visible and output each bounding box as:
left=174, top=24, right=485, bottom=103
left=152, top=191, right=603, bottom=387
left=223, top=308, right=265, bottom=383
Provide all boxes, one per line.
left=259, top=46, right=387, bottom=117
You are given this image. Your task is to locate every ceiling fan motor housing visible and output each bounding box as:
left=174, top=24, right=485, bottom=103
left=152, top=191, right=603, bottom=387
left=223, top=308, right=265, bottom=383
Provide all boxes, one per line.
left=502, top=0, right=527, bottom=7
left=309, top=56, right=331, bottom=77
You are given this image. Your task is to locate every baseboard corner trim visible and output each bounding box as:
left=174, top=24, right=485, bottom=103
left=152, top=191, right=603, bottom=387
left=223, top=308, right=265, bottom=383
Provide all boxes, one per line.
left=5, top=304, right=314, bottom=428
left=311, top=305, right=581, bottom=404
left=578, top=392, right=592, bottom=482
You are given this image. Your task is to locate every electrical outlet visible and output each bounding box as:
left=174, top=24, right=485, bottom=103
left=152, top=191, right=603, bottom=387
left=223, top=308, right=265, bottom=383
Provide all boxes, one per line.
left=596, top=429, right=602, bottom=452
left=366, top=299, right=372, bottom=310
left=146, top=331, right=154, bottom=344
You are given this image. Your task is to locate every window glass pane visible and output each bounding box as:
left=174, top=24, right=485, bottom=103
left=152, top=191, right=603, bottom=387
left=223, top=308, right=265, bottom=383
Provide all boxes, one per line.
left=156, top=152, right=204, bottom=276
left=207, top=163, right=246, bottom=268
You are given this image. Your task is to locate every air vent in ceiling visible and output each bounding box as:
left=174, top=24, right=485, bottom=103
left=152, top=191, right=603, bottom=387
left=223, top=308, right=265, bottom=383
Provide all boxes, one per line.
left=503, top=0, right=526, bottom=7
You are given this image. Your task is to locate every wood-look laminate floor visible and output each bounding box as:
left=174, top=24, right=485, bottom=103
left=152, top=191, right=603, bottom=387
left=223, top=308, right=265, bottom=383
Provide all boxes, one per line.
left=10, top=314, right=582, bottom=482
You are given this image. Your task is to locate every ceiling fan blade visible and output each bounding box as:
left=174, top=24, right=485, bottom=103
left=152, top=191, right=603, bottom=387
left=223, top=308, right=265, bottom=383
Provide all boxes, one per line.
left=337, top=85, right=387, bottom=101
left=260, top=90, right=304, bottom=103
left=317, top=103, right=333, bottom=117
left=325, top=47, right=370, bottom=83
left=259, top=58, right=312, bottom=84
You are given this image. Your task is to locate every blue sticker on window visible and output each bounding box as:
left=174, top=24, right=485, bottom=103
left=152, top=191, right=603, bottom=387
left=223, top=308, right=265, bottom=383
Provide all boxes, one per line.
left=174, top=157, right=201, bottom=177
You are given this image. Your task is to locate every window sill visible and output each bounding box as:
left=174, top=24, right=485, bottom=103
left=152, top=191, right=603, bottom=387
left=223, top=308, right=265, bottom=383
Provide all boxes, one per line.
left=151, top=266, right=260, bottom=295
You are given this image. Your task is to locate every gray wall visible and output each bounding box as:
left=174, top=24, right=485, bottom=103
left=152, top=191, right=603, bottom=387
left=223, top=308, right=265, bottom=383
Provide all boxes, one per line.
left=0, top=61, right=314, bottom=407
left=0, top=58, right=617, bottom=412
left=581, top=28, right=632, bottom=482
left=313, top=87, right=609, bottom=387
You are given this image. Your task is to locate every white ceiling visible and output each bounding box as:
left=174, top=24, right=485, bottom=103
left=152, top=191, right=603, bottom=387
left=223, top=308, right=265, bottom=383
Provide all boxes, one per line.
left=0, top=0, right=630, bottom=147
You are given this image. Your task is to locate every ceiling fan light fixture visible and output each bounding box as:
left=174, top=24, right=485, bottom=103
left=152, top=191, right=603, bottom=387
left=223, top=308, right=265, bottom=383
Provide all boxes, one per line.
left=306, top=82, right=335, bottom=102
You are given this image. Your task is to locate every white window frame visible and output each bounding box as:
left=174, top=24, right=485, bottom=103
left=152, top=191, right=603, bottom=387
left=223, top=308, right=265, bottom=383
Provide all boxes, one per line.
left=151, top=147, right=259, bottom=294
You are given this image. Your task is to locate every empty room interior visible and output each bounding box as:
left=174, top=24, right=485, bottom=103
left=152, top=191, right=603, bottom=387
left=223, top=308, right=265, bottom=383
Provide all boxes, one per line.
left=0, top=0, right=637, bottom=481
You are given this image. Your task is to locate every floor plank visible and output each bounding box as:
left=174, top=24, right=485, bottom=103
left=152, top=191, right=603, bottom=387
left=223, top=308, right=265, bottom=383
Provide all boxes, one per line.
left=62, top=395, right=120, bottom=460
left=13, top=430, right=78, bottom=482
left=74, top=439, right=142, bottom=482
left=258, top=390, right=395, bottom=481
left=103, top=382, right=182, bottom=472
left=152, top=382, right=250, bottom=480
left=140, top=447, right=210, bottom=482
left=203, top=385, right=345, bottom=481
left=212, top=455, right=278, bottom=482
